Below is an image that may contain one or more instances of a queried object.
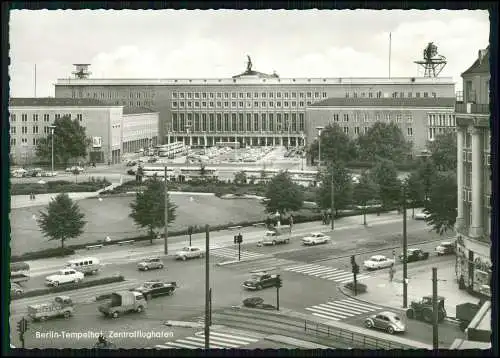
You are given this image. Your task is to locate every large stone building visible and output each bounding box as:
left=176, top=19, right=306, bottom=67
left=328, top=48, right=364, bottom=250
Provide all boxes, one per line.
left=53, top=60, right=455, bottom=153
left=8, top=98, right=159, bottom=165
left=454, top=46, right=491, bottom=298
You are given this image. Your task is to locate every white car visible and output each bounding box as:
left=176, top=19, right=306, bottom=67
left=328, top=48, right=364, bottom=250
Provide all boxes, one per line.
left=175, top=246, right=205, bottom=261
left=45, top=268, right=84, bottom=286
left=414, top=211, right=429, bottom=220
left=302, top=233, right=331, bottom=246
left=363, top=255, right=395, bottom=271
left=65, top=166, right=85, bottom=173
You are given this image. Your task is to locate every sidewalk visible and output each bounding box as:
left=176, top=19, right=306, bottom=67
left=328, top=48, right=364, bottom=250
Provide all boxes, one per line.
left=339, top=258, right=482, bottom=319
left=10, top=183, right=122, bottom=209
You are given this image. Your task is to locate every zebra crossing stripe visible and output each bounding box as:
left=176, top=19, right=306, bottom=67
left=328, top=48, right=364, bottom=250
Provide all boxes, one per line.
left=321, top=271, right=352, bottom=280
left=312, top=312, right=342, bottom=321
left=305, top=307, right=342, bottom=320
left=320, top=302, right=369, bottom=315
left=158, top=341, right=200, bottom=349
left=342, top=298, right=382, bottom=310
left=306, top=306, right=351, bottom=319
left=199, top=332, right=260, bottom=343
left=336, top=274, right=370, bottom=284
left=183, top=337, right=234, bottom=348
left=210, top=248, right=264, bottom=259
left=300, top=267, right=339, bottom=275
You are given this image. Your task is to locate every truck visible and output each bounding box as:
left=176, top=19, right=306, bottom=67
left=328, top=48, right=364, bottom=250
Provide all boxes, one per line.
left=98, top=291, right=147, bottom=318
left=10, top=262, right=30, bottom=284
left=27, top=296, right=74, bottom=321
left=260, top=227, right=291, bottom=246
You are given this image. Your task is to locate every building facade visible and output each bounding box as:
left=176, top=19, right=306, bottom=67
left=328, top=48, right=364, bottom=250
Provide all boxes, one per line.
left=8, top=98, right=158, bottom=165
left=54, top=62, right=455, bottom=150
left=454, top=47, right=491, bottom=298
left=305, top=97, right=456, bottom=154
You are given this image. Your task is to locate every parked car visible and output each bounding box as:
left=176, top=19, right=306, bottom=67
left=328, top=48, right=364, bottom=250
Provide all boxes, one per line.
left=175, top=246, right=204, bottom=261
left=414, top=211, right=429, bottom=220
left=137, top=257, right=164, bottom=271
left=65, top=166, right=85, bottom=173
left=98, top=291, right=147, bottom=318
left=28, top=296, right=74, bottom=321
left=132, top=280, right=177, bottom=300
left=11, top=168, right=27, bottom=177
left=435, top=241, right=455, bottom=256
left=261, top=229, right=290, bottom=246
left=242, top=272, right=279, bottom=290
left=10, top=282, right=24, bottom=296
left=399, top=248, right=429, bottom=263
left=364, top=311, right=406, bottom=334
left=363, top=255, right=395, bottom=271
left=302, top=232, right=330, bottom=246
left=126, top=160, right=137, bottom=167
left=45, top=268, right=84, bottom=287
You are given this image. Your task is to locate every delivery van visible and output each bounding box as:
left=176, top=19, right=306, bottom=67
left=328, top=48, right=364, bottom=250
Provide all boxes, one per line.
left=66, top=257, right=101, bottom=275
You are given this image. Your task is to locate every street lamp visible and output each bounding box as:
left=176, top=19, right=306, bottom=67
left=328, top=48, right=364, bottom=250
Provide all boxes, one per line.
left=402, top=184, right=408, bottom=308
left=316, top=126, right=324, bottom=168
left=185, top=124, right=191, bottom=167
left=48, top=125, right=56, bottom=175
left=301, top=133, right=306, bottom=171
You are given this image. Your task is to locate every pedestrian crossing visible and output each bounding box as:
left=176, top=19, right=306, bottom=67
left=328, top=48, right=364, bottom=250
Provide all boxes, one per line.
left=283, top=263, right=371, bottom=284
left=210, top=247, right=265, bottom=261
left=216, top=256, right=298, bottom=271
left=155, top=331, right=260, bottom=349
left=305, top=298, right=382, bottom=321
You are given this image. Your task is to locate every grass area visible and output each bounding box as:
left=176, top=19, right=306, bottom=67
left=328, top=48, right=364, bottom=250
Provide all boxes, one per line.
left=10, top=194, right=268, bottom=256
left=11, top=178, right=111, bottom=195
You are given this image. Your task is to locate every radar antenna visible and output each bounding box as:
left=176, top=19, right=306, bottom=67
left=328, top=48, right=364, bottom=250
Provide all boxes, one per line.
left=72, top=64, right=92, bottom=79
left=413, top=43, right=447, bottom=77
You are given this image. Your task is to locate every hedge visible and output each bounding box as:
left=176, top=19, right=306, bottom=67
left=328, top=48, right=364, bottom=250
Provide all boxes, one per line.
left=11, top=178, right=111, bottom=195
left=11, top=275, right=125, bottom=300
left=344, top=282, right=368, bottom=294
left=11, top=247, right=75, bottom=263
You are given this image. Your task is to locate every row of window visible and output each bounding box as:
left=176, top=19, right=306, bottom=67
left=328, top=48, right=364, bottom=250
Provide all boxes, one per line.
left=72, top=90, right=156, bottom=99
left=427, top=114, right=455, bottom=127
left=346, top=91, right=437, bottom=99
left=10, top=138, right=39, bottom=146
left=172, top=101, right=313, bottom=109
left=332, top=113, right=413, bottom=123
left=10, top=113, right=83, bottom=122
left=171, top=113, right=305, bottom=133
left=428, top=127, right=455, bottom=140
left=172, top=91, right=328, bottom=100
left=11, top=125, right=54, bottom=135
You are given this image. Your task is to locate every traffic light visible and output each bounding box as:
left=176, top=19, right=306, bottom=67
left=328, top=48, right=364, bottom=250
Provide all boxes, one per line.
left=234, top=234, right=243, bottom=244
left=350, top=255, right=356, bottom=266
left=234, top=235, right=238, bottom=244
left=276, top=275, right=282, bottom=288
left=187, top=226, right=193, bottom=236
left=17, top=318, right=28, bottom=334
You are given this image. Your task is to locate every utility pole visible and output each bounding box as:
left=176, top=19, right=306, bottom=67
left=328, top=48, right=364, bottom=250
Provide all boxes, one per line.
left=276, top=275, right=282, bottom=310
left=209, top=288, right=212, bottom=326
left=164, top=166, right=169, bottom=254
left=234, top=233, right=243, bottom=261
left=351, top=255, right=359, bottom=296
left=432, top=267, right=439, bottom=350
left=17, top=317, right=28, bottom=348
left=204, top=224, right=210, bottom=349
left=331, top=172, right=335, bottom=230
left=188, top=226, right=193, bottom=246
left=403, top=185, right=408, bottom=308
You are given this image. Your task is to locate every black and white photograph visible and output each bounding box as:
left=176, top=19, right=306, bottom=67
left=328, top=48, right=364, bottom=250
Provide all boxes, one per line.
left=7, top=8, right=492, bottom=351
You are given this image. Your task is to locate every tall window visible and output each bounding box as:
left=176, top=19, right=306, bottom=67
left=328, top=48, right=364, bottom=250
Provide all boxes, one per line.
left=246, top=114, right=252, bottom=132
left=343, top=113, right=349, bottom=122
left=202, top=113, right=207, bottom=131
left=209, top=114, right=215, bottom=132
left=299, top=113, right=305, bottom=131
left=276, top=114, right=282, bottom=131
left=10, top=113, right=16, bottom=122
left=179, top=113, right=185, bottom=130
left=22, top=114, right=28, bottom=122
left=407, top=127, right=413, bottom=136
left=217, top=114, right=222, bottom=132
left=224, top=114, right=229, bottom=132
left=239, top=113, right=244, bottom=132
left=194, top=113, right=200, bottom=131
left=32, top=114, right=38, bottom=121
left=333, top=114, right=339, bottom=122
left=269, top=113, right=275, bottom=132
left=254, top=114, right=259, bottom=132
left=261, top=113, right=267, bottom=131
left=231, top=113, right=237, bottom=131
left=291, top=113, right=297, bottom=132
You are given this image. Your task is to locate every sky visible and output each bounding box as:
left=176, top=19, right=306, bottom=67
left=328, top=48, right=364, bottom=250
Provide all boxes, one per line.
left=8, top=9, right=490, bottom=97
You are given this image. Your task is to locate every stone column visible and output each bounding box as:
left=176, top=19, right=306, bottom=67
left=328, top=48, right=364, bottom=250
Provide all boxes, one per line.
left=469, top=126, right=484, bottom=238
left=280, top=137, right=283, bottom=146
left=455, top=126, right=466, bottom=232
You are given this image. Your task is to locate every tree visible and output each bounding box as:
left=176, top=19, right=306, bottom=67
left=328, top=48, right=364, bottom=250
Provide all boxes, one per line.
left=353, top=171, right=378, bottom=226
left=234, top=171, right=248, bottom=185
left=37, top=193, right=86, bottom=249
left=427, top=131, right=457, bottom=171
left=415, top=157, right=438, bottom=201
left=35, top=115, right=91, bottom=167
left=316, top=164, right=353, bottom=215
left=405, top=171, right=425, bottom=218
left=423, top=171, right=457, bottom=235
left=370, top=159, right=401, bottom=210
left=356, top=122, right=412, bottom=163
left=129, top=175, right=177, bottom=244
left=308, top=123, right=357, bottom=165
left=265, top=171, right=304, bottom=215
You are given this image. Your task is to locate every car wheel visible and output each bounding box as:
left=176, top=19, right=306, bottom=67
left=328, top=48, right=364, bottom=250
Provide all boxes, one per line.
left=285, top=239, right=290, bottom=244
left=272, top=240, right=277, bottom=246
left=112, top=311, right=119, bottom=318
left=136, top=306, right=143, bottom=313
left=15, top=290, right=23, bottom=296
left=386, top=326, right=395, bottom=334
left=40, top=316, right=49, bottom=321
left=158, top=264, right=164, bottom=269
left=53, top=281, right=59, bottom=287
left=143, top=266, right=149, bottom=271
left=256, top=284, right=263, bottom=290
left=63, top=311, right=71, bottom=319
left=146, top=294, right=152, bottom=301
left=92, top=270, right=98, bottom=275
left=364, top=320, right=373, bottom=329
left=74, top=278, right=81, bottom=284
left=182, top=256, right=187, bottom=261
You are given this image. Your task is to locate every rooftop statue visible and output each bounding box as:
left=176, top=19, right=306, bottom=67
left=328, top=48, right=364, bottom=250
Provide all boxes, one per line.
left=246, top=55, right=252, bottom=72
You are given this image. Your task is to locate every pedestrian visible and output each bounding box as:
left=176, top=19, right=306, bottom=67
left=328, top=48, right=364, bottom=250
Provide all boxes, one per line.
left=389, top=265, right=395, bottom=282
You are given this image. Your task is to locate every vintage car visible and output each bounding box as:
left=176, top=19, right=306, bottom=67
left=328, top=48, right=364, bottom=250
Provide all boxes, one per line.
left=302, top=232, right=330, bottom=246
left=242, top=272, right=279, bottom=290
left=399, top=248, right=430, bottom=263
left=98, top=291, right=147, bottom=318
left=175, top=246, right=204, bottom=261
left=261, top=229, right=290, bottom=246
left=132, top=280, right=177, bottom=300
left=28, top=296, right=74, bottom=321
left=45, top=268, right=84, bottom=287
left=363, top=255, right=395, bottom=271
left=435, top=241, right=455, bottom=256
left=10, top=282, right=25, bottom=296
left=364, top=311, right=406, bottom=334
left=414, top=211, right=430, bottom=220
left=137, top=257, right=164, bottom=271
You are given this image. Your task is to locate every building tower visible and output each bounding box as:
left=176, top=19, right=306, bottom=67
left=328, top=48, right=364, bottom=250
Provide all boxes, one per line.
left=72, top=64, right=92, bottom=79
left=414, top=42, right=447, bottom=77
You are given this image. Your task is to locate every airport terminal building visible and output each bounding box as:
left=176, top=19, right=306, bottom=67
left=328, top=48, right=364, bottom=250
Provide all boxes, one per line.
left=54, top=61, right=456, bottom=154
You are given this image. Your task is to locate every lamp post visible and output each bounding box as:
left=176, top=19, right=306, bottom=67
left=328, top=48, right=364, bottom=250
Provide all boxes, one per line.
left=48, top=125, right=56, bottom=174
left=316, top=126, right=324, bottom=168
left=185, top=125, right=191, bottom=167
left=301, top=133, right=305, bottom=171
left=402, top=184, right=408, bottom=308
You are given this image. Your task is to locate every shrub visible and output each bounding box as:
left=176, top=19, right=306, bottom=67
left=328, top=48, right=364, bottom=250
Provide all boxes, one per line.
left=11, top=179, right=111, bottom=195
left=344, top=281, right=367, bottom=294
left=11, top=247, right=75, bottom=262
left=11, top=275, right=125, bottom=300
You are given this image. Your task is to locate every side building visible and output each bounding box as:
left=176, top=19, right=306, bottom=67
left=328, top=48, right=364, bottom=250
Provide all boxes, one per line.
left=305, top=97, right=456, bottom=154
left=454, top=46, right=491, bottom=299
left=8, top=98, right=159, bottom=165
left=53, top=61, right=456, bottom=154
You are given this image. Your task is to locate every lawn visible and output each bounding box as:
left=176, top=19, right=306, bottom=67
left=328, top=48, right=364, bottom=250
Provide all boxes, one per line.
left=9, top=195, right=267, bottom=256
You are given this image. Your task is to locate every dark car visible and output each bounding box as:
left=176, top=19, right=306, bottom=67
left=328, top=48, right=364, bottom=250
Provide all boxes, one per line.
left=399, top=248, right=429, bottom=263
left=242, top=272, right=279, bottom=290
left=132, top=280, right=177, bottom=300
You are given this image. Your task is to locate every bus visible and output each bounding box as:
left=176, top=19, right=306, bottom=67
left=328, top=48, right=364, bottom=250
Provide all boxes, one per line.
left=215, top=141, right=241, bottom=149
left=156, top=142, right=187, bottom=158
left=141, top=166, right=218, bottom=182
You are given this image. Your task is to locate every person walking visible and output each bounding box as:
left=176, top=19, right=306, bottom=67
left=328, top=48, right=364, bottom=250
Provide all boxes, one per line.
left=389, top=264, right=395, bottom=282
